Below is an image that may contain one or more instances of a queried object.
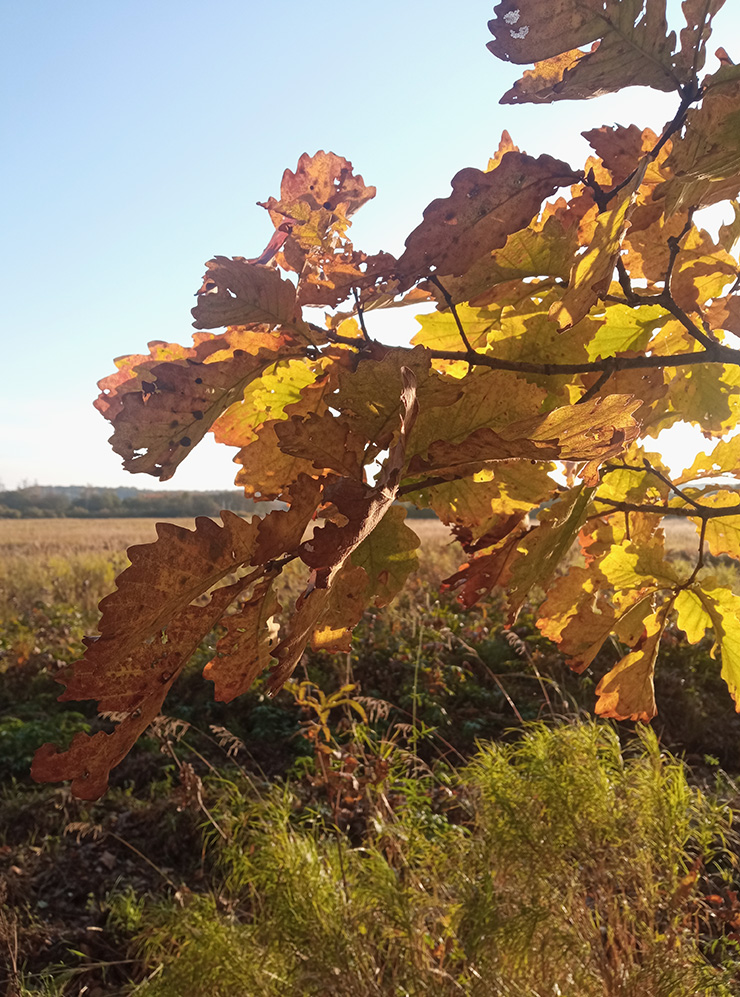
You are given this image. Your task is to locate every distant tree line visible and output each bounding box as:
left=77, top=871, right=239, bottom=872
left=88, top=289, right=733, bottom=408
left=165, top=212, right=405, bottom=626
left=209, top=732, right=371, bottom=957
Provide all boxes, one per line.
left=0, top=485, right=261, bottom=519
left=0, top=486, right=437, bottom=520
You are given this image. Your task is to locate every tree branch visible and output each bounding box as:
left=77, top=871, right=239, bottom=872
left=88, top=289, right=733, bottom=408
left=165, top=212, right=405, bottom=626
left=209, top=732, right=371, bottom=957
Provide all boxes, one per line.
left=658, top=291, right=720, bottom=351
left=680, top=517, right=707, bottom=589
left=606, top=81, right=701, bottom=203
left=593, top=497, right=740, bottom=520
left=320, top=322, right=739, bottom=376
left=663, top=210, right=695, bottom=291
left=578, top=362, right=615, bottom=404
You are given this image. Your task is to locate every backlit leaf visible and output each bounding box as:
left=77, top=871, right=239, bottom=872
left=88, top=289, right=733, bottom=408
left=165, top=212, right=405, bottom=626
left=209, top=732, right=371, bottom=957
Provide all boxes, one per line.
left=684, top=581, right=740, bottom=707
left=191, top=257, right=312, bottom=338
left=661, top=64, right=740, bottom=212
left=550, top=161, right=648, bottom=330
left=488, top=0, right=681, bottom=103
left=595, top=604, right=673, bottom=722
left=96, top=329, right=304, bottom=480
left=409, top=394, right=640, bottom=483
left=350, top=505, right=421, bottom=607
left=397, top=152, right=579, bottom=281
left=203, top=580, right=280, bottom=703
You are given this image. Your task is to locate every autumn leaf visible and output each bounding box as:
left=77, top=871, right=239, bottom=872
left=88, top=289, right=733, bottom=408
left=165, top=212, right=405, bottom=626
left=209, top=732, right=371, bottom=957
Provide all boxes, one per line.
left=268, top=367, right=419, bottom=691
left=76, top=513, right=262, bottom=674
left=350, top=505, right=421, bottom=607
left=595, top=603, right=673, bottom=722
left=275, top=412, right=367, bottom=479
left=676, top=581, right=740, bottom=707
left=661, top=63, right=740, bottom=212
left=191, top=257, right=312, bottom=338
left=335, top=346, right=461, bottom=454
left=444, top=486, right=593, bottom=615
left=397, top=152, right=580, bottom=282
left=550, top=160, right=648, bottom=330
left=310, top=564, right=370, bottom=652
left=97, top=333, right=302, bottom=480
left=408, top=368, right=547, bottom=465
left=687, top=490, right=740, bottom=558
left=258, top=151, right=376, bottom=263
left=426, top=196, right=586, bottom=304
left=203, top=580, right=280, bottom=703
left=442, top=529, right=525, bottom=610
left=211, top=357, right=323, bottom=448
left=409, top=394, right=641, bottom=483
left=31, top=576, right=250, bottom=799
left=538, top=565, right=655, bottom=672
left=488, top=0, right=682, bottom=103
left=404, top=462, right=556, bottom=550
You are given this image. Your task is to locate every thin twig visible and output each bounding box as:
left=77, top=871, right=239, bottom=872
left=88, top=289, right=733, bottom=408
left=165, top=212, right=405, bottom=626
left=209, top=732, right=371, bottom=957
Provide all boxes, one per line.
left=352, top=287, right=371, bottom=342
left=682, top=518, right=708, bottom=589
left=616, top=257, right=637, bottom=303
left=606, top=81, right=701, bottom=202
left=604, top=459, right=706, bottom=510
left=663, top=210, right=695, bottom=291
left=578, top=362, right=615, bottom=404
left=642, top=458, right=706, bottom=510
left=427, top=274, right=476, bottom=356
left=659, top=292, right=719, bottom=350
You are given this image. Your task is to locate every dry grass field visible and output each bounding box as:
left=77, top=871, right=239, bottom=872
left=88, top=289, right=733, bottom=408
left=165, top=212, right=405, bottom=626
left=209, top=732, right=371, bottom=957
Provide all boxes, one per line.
left=0, top=513, right=709, bottom=622
left=0, top=512, right=699, bottom=559
left=0, top=515, right=455, bottom=562
left=0, top=517, right=204, bottom=558
left=0, top=516, right=457, bottom=622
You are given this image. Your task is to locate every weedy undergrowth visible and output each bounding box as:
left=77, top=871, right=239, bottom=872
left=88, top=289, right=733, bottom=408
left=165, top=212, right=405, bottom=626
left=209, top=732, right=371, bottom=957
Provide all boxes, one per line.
left=103, top=722, right=738, bottom=997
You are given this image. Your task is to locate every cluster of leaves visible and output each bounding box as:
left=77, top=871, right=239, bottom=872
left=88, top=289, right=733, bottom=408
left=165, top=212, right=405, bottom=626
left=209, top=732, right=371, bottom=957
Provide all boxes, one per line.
left=31, top=0, right=740, bottom=798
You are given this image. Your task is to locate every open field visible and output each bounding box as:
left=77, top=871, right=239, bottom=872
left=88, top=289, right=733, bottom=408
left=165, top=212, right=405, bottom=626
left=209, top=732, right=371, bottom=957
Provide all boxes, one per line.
left=0, top=516, right=457, bottom=623
left=0, top=512, right=719, bottom=626
left=0, top=517, right=213, bottom=558
left=0, top=510, right=704, bottom=562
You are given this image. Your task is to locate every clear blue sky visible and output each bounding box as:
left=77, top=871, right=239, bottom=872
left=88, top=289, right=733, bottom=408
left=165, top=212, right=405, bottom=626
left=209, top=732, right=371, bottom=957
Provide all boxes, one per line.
left=2, top=1, right=737, bottom=492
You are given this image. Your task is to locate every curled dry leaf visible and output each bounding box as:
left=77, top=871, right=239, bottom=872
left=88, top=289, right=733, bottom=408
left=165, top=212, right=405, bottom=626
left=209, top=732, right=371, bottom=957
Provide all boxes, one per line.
left=191, top=256, right=312, bottom=338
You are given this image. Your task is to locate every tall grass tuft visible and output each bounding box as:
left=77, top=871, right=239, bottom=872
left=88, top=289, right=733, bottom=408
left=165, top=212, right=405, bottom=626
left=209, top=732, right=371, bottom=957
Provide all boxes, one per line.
left=109, top=722, right=736, bottom=996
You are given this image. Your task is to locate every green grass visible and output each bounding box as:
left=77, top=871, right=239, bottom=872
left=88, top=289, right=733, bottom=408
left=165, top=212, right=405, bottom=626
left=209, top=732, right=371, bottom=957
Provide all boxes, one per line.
left=103, top=723, right=738, bottom=997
